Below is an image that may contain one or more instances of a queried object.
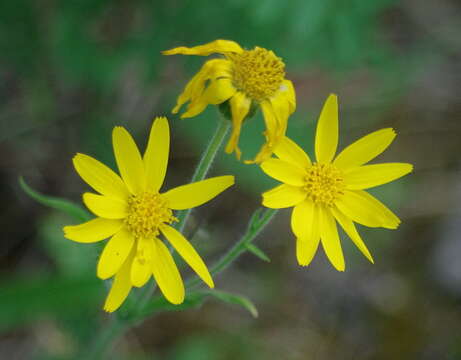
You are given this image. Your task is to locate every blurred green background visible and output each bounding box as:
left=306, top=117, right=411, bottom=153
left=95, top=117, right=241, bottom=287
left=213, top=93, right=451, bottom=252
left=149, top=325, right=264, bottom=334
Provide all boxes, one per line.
left=2, top=0, right=461, bottom=359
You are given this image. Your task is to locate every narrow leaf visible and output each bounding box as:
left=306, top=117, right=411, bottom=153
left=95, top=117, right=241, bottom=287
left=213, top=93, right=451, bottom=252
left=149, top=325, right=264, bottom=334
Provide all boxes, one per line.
left=206, top=289, right=258, bottom=318
left=245, top=244, right=270, bottom=262
left=19, top=177, right=91, bottom=222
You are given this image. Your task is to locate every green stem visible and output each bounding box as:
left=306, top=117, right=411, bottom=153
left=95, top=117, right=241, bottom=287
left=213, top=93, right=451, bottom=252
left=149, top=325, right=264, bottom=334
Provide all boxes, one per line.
left=84, top=317, right=127, bottom=360
left=187, top=208, right=277, bottom=289
left=176, top=118, right=231, bottom=233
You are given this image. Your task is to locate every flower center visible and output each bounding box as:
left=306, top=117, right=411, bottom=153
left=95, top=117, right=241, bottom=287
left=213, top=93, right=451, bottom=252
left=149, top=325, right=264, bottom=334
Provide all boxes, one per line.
left=303, top=163, right=345, bottom=206
left=124, top=192, right=177, bottom=239
left=227, top=47, right=285, bottom=102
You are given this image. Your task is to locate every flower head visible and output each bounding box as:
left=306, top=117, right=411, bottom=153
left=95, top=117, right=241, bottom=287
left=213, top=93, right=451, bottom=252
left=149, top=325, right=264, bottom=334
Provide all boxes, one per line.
left=163, top=39, right=296, bottom=163
left=63, top=117, right=234, bottom=312
left=260, top=94, right=413, bottom=271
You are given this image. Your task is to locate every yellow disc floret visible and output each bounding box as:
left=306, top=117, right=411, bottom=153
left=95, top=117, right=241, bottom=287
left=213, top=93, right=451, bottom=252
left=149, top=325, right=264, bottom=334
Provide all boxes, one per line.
left=227, top=46, right=285, bottom=102
left=304, top=163, right=345, bottom=206
left=125, top=192, right=177, bottom=239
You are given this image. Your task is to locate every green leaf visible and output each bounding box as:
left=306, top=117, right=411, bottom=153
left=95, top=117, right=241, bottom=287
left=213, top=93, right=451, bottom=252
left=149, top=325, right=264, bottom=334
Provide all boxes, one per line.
left=206, top=290, right=258, bottom=318
left=19, top=176, right=91, bottom=222
left=245, top=243, right=270, bottom=262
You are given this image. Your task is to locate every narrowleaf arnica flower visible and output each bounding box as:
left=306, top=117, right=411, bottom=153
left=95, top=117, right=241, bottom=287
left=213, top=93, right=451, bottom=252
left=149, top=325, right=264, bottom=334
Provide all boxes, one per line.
left=260, top=94, right=412, bottom=271
left=163, top=39, right=296, bottom=164
left=63, top=117, right=234, bottom=312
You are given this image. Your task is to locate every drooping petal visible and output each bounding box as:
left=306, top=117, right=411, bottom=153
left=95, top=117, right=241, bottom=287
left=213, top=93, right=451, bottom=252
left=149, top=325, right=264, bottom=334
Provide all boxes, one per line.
left=72, top=153, right=129, bottom=200
left=161, top=225, right=213, bottom=288
left=334, top=128, right=396, bottom=170
left=202, top=78, right=237, bottom=105
left=162, top=40, right=243, bottom=56
left=318, top=206, right=345, bottom=271
left=151, top=238, right=185, bottom=304
left=260, top=158, right=306, bottom=186
left=97, top=228, right=135, bottom=280
left=315, top=94, right=338, bottom=164
left=144, top=117, right=170, bottom=192
left=225, top=91, right=251, bottom=160
left=112, top=126, right=146, bottom=195
left=103, top=249, right=135, bottom=313
left=331, top=207, right=374, bottom=263
left=262, top=184, right=306, bottom=208
left=131, top=238, right=153, bottom=287
left=335, top=190, right=400, bottom=229
left=274, top=136, right=311, bottom=170
left=172, top=59, right=231, bottom=114
left=63, top=218, right=123, bottom=243
left=291, top=201, right=320, bottom=266
left=83, top=193, right=127, bottom=219
left=181, top=99, right=209, bottom=119
left=162, top=176, right=234, bottom=210
left=279, top=80, right=296, bottom=114
left=344, top=163, right=413, bottom=190
left=247, top=100, right=279, bottom=164
left=270, top=91, right=290, bottom=140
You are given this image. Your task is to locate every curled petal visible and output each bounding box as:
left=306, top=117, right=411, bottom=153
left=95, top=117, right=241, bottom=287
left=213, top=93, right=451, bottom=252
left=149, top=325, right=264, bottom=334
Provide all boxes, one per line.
left=225, top=92, right=251, bottom=160
left=162, top=39, right=243, bottom=56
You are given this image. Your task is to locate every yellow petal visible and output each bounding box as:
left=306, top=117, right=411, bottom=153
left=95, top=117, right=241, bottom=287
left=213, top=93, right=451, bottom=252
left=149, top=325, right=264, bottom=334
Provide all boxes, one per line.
left=344, top=163, right=413, bottom=190
left=334, top=128, right=396, bottom=170
left=319, top=206, right=345, bottom=271
left=260, top=159, right=306, bottom=186
left=331, top=207, right=374, bottom=263
left=225, top=92, right=251, bottom=160
left=296, top=237, right=319, bottom=267
left=181, top=99, right=209, bottom=118
left=173, top=59, right=232, bottom=114
left=274, top=136, right=311, bottom=170
left=162, top=39, right=243, bottom=56
left=72, top=153, right=129, bottom=200
left=291, top=201, right=320, bottom=266
left=270, top=92, right=290, bottom=140
left=247, top=100, right=279, bottom=164
left=161, top=225, right=214, bottom=288
left=315, top=94, right=338, bottom=164
left=131, top=238, right=153, bottom=287
left=151, top=239, right=185, bottom=304
left=162, top=175, right=234, bottom=210
left=103, top=249, right=135, bottom=313
left=291, top=200, right=319, bottom=240
left=279, top=80, right=296, bottom=114
left=144, top=117, right=170, bottom=192
left=202, top=78, right=236, bottom=105
left=262, top=184, right=306, bottom=208
left=335, top=190, right=400, bottom=229
left=83, top=193, right=127, bottom=219
left=97, top=228, right=135, bottom=280
left=63, top=218, right=123, bottom=243
left=112, top=126, right=146, bottom=195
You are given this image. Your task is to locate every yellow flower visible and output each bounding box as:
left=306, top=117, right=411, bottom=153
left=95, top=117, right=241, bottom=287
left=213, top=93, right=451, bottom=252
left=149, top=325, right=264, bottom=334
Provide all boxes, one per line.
left=163, top=39, right=296, bottom=163
left=63, top=117, right=234, bottom=312
left=260, top=94, right=412, bottom=271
